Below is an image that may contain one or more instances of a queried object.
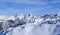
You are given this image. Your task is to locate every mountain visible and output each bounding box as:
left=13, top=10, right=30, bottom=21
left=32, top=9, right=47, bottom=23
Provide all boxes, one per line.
left=0, top=14, right=60, bottom=35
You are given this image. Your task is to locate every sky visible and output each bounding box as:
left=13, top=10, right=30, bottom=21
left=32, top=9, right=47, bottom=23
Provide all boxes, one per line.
left=0, top=0, right=60, bottom=16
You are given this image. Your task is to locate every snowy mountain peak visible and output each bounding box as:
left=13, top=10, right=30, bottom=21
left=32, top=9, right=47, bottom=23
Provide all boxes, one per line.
left=0, top=14, right=60, bottom=35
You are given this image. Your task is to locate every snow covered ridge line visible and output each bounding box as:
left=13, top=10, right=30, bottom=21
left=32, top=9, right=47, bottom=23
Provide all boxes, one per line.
left=0, top=14, right=60, bottom=31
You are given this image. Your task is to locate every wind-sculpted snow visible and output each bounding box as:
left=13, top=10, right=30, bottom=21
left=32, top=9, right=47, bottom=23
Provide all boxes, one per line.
left=0, top=14, right=60, bottom=35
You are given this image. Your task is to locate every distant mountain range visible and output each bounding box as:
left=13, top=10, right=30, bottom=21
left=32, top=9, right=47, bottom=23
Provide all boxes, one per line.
left=0, top=14, right=60, bottom=35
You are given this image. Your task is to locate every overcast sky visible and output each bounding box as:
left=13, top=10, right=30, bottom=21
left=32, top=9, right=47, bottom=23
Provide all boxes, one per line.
left=0, top=0, right=60, bottom=15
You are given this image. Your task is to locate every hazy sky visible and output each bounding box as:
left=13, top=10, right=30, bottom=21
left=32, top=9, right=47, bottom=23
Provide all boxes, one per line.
left=0, top=0, right=60, bottom=15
